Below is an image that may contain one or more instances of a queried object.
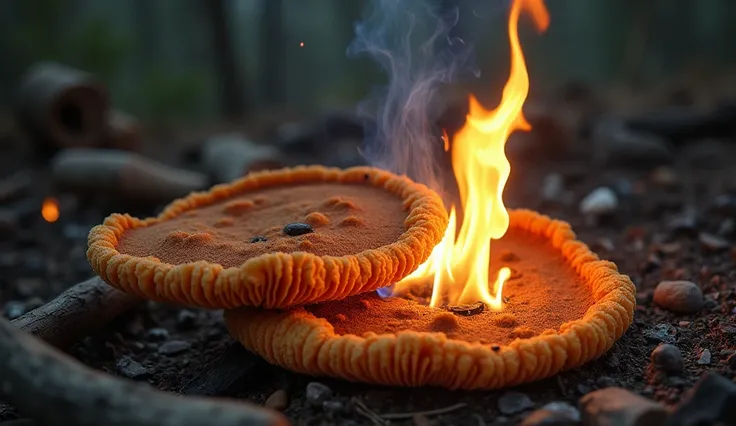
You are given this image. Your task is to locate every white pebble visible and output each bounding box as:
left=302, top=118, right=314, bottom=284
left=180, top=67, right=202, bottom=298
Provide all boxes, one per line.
left=580, top=187, right=619, bottom=215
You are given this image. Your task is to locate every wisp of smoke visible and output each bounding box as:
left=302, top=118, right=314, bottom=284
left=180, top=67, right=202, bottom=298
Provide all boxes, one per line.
left=347, top=0, right=477, bottom=197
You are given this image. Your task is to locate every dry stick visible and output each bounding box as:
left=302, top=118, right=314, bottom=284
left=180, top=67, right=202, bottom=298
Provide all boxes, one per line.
left=380, top=403, right=467, bottom=420
left=51, top=149, right=209, bottom=203
left=352, top=398, right=388, bottom=426
left=0, top=317, right=289, bottom=426
left=10, top=276, right=141, bottom=349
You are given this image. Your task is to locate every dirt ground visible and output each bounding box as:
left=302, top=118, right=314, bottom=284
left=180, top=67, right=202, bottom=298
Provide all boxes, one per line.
left=1, top=103, right=736, bottom=425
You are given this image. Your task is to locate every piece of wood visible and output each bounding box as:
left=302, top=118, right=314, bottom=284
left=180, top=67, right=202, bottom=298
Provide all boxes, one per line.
left=11, top=277, right=141, bottom=349
left=51, top=149, right=209, bottom=202
left=200, top=134, right=283, bottom=183
left=0, top=317, right=289, bottom=426
left=14, top=62, right=110, bottom=158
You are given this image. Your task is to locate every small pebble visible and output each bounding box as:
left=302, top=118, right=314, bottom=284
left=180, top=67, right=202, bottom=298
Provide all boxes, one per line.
left=158, top=340, right=190, bottom=355
left=306, top=382, right=333, bottom=407
left=522, top=402, right=580, bottom=426
left=147, top=327, right=170, bottom=341
left=699, top=233, right=730, bottom=251
left=596, top=376, right=617, bottom=388
left=115, top=355, right=148, bottom=379
left=653, top=281, right=703, bottom=314
left=651, top=343, right=684, bottom=374
left=283, top=222, right=314, bottom=236
left=697, top=349, right=712, bottom=365
left=667, top=372, right=736, bottom=426
left=250, top=236, right=268, bottom=243
left=3, top=301, right=25, bottom=320
left=644, top=323, right=677, bottom=344
left=541, top=173, right=564, bottom=200
left=264, top=389, right=289, bottom=411
left=176, top=310, right=197, bottom=329
left=322, top=400, right=344, bottom=415
left=498, top=391, right=534, bottom=415
left=579, top=187, right=618, bottom=216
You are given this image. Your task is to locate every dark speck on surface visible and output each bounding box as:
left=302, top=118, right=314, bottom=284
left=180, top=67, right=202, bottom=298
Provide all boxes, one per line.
left=283, top=222, right=314, bottom=236
left=250, top=235, right=268, bottom=243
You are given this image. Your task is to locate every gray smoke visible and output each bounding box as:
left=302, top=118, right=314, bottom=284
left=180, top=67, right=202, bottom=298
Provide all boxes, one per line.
left=348, top=0, right=477, bottom=196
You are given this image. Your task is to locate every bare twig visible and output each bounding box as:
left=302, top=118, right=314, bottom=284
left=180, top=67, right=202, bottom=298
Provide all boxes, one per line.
left=11, top=276, right=141, bottom=348
left=380, top=403, right=467, bottom=420
left=352, top=398, right=388, bottom=426
left=0, top=317, right=289, bottom=426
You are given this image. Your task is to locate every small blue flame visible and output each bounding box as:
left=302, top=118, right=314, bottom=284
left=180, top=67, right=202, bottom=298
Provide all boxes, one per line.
left=376, top=286, right=394, bottom=298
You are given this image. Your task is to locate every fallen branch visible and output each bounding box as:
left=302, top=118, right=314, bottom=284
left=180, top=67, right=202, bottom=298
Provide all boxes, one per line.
left=352, top=398, right=388, bottom=426
left=11, top=276, right=141, bottom=348
left=380, top=403, right=467, bottom=420
left=0, top=317, right=289, bottom=426
left=51, top=149, right=208, bottom=202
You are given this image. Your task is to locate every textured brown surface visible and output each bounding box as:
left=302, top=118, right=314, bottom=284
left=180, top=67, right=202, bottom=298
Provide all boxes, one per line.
left=117, top=183, right=406, bottom=268
left=306, top=228, right=595, bottom=346
left=87, top=166, right=448, bottom=309
left=225, top=209, right=637, bottom=390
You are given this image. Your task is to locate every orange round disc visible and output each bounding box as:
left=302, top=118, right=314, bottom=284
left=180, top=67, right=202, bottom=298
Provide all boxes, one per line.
left=225, top=209, right=636, bottom=390
left=87, top=165, right=448, bottom=309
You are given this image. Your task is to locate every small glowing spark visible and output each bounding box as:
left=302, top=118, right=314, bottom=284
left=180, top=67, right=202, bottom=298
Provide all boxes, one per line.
left=299, top=42, right=304, bottom=47
left=42, top=197, right=59, bottom=223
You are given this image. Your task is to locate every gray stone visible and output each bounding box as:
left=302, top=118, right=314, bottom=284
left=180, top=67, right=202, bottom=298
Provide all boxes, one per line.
left=176, top=310, right=197, bottom=329
left=580, top=187, right=618, bottom=216
left=322, top=400, right=344, bottom=415
left=146, top=327, right=170, bottom=341
left=306, top=382, right=333, bottom=407
left=696, top=349, right=711, bottom=365
left=3, top=301, right=25, bottom=320
left=651, top=343, right=684, bottom=374
left=644, top=323, right=677, bottom=344
left=115, top=355, right=148, bottom=379
left=158, top=340, right=190, bottom=356
left=498, top=391, right=534, bottom=415
left=653, top=281, right=703, bottom=314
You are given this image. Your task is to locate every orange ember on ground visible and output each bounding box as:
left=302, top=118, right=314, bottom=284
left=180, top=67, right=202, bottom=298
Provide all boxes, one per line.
left=392, top=0, right=550, bottom=310
left=42, top=197, right=59, bottom=223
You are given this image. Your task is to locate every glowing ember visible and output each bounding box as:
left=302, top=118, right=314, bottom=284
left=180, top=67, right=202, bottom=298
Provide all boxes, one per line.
left=41, top=197, right=60, bottom=223
left=392, top=0, right=549, bottom=310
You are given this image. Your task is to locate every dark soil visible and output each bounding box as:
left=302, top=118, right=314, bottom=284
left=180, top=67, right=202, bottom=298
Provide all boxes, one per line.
left=2, top=110, right=736, bottom=425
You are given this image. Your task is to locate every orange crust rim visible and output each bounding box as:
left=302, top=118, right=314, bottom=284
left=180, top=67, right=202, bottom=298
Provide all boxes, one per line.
left=86, top=165, right=449, bottom=309
left=224, top=209, right=637, bottom=390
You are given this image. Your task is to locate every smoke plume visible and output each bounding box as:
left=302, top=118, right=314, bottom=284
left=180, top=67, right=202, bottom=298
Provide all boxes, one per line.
left=347, top=0, right=477, bottom=197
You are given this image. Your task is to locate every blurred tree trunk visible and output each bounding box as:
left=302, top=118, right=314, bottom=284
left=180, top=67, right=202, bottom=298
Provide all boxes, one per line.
left=132, top=0, right=157, bottom=71
left=259, top=0, right=284, bottom=106
left=204, top=0, right=246, bottom=118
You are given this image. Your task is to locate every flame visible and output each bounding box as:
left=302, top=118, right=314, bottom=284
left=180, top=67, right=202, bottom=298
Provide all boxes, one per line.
left=41, top=197, right=59, bottom=223
left=392, top=0, right=549, bottom=310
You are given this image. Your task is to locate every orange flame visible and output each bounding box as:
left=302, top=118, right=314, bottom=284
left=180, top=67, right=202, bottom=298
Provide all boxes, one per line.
left=41, top=197, right=59, bottom=223
left=393, top=0, right=549, bottom=310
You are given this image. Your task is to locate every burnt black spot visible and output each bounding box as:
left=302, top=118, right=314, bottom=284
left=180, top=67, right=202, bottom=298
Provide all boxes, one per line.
left=492, top=345, right=501, bottom=352
left=283, top=222, right=314, bottom=236
left=250, top=236, right=268, bottom=243
left=364, top=173, right=370, bottom=181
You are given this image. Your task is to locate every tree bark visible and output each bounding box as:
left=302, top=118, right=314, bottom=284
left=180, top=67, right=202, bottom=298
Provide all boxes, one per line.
left=0, top=317, right=289, bottom=426
left=11, top=276, right=141, bottom=349
left=204, top=0, right=246, bottom=118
